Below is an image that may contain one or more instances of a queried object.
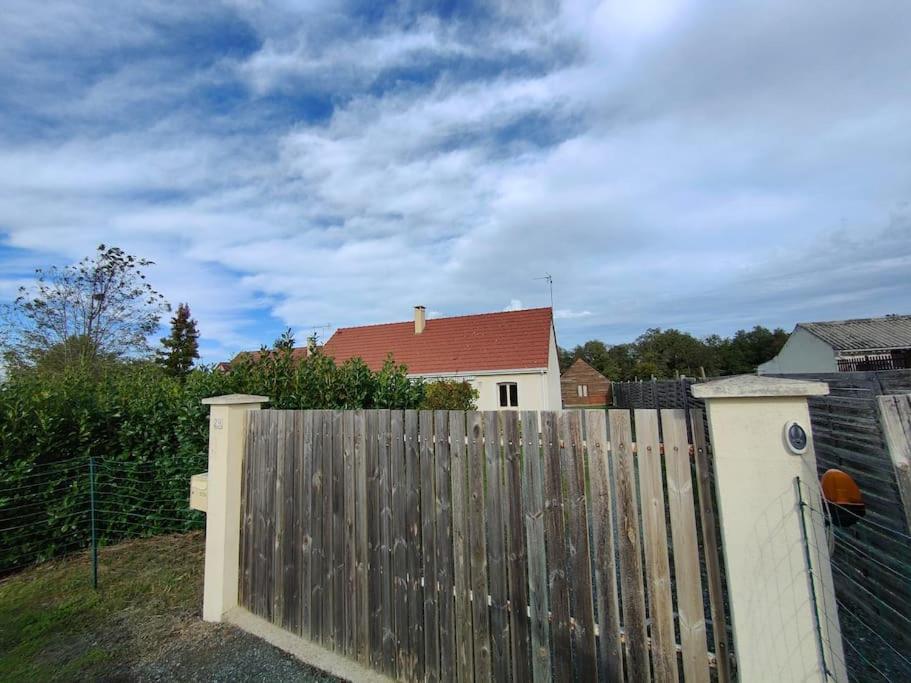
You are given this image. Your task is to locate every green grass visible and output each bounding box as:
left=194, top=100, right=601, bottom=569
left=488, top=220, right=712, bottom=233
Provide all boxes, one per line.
left=0, top=532, right=205, bottom=682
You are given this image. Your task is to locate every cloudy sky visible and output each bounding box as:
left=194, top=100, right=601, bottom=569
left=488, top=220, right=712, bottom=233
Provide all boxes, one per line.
left=1, top=1, right=909, bottom=362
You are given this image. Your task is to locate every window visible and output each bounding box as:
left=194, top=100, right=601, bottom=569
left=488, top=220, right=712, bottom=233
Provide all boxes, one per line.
left=498, top=382, right=518, bottom=407
left=577, top=384, right=589, bottom=398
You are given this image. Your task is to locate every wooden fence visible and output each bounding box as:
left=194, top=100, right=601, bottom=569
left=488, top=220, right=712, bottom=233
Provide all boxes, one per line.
left=613, top=371, right=911, bottom=668
left=238, top=409, right=732, bottom=682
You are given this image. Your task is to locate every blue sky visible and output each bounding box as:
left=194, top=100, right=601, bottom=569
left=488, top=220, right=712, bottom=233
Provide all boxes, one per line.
left=1, top=0, right=910, bottom=363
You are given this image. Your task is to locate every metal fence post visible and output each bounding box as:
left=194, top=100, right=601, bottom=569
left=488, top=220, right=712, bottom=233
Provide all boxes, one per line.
left=89, top=456, right=98, bottom=589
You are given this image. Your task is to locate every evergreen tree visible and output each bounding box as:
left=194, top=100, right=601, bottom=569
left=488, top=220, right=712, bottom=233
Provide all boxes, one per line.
left=157, top=303, right=199, bottom=377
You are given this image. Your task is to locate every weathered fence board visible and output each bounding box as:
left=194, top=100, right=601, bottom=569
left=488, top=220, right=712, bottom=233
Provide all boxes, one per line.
left=484, top=410, right=510, bottom=683
left=635, top=409, right=678, bottom=682
left=239, top=408, right=734, bottom=683
left=691, top=409, right=732, bottom=683
left=560, top=410, right=597, bottom=681
left=419, top=410, right=439, bottom=683
left=662, top=409, right=710, bottom=683
left=390, top=409, right=408, bottom=678
left=502, top=410, right=531, bottom=683
left=404, top=410, right=423, bottom=681
left=611, top=409, right=651, bottom=682
left=433, top=411, right=455, bottom=682
left=520, top=410, right=552, bottom=683
left=541, top=411, right=573, bottom=682
left=466, top=411, right=492, bottom=682
left=449, top=411, right=473, bottom=683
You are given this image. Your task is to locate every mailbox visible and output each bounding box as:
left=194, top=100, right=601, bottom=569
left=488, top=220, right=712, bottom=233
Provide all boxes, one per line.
left=190, top=472, right=208, bottom=512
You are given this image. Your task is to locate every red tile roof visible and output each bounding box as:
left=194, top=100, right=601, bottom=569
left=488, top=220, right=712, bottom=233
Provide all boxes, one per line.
left=322, top=307, right=554, bottom=374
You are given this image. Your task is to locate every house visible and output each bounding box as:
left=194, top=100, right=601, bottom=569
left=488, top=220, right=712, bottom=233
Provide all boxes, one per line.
left=219, top=345, right=316, bottom=371
left=758, top=315, right=911, bottom=374
left=322, top=306, right=562, bottom=411
left=560, top=358, right=611, bottom=407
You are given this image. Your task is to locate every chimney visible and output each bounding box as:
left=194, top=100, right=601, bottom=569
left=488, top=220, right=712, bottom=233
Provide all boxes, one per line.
left=414, top=305, right=426, bottom=334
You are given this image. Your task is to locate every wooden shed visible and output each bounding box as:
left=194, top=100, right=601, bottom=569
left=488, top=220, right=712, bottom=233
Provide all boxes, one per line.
left=560, top=358, right=611, bottom=407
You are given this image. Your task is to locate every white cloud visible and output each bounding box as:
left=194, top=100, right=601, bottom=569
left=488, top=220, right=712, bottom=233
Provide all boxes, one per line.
left=504, top=299, right=524, bottom=312
left=0, top=0, right=909, bottom=363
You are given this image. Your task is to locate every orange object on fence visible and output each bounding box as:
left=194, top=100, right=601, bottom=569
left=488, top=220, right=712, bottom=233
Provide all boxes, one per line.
left=820, top=469, right=865, bottom=527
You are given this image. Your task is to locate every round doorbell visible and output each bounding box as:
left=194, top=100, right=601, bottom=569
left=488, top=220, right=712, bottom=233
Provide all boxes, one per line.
left=784, top=421, right=808, bottom=455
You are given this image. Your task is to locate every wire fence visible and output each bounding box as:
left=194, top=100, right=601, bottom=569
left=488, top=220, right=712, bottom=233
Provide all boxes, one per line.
left=1, top=456, right=204, bottom=582
left=796, top=476, right=911, bottom=682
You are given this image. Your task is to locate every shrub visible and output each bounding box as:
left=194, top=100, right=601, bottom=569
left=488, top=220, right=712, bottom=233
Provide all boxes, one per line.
left=420, top=379, right=478, bottom=411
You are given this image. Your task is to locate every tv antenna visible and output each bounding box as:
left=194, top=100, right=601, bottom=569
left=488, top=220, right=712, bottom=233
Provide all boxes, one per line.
left=306, top=323, right=332, bottom=343
left=534, top=273, right=554, bottom=309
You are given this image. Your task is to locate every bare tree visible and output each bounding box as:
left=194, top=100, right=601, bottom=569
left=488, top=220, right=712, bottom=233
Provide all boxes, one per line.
left=3, top=245, right=169, bottom=370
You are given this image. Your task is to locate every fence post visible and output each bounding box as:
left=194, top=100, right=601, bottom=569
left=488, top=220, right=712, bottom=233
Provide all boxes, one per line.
left=89, top=456, right=98, bottom=589
left=693, top=375, right=847, bottom=683
left=198, top=394, right=269, bottom=623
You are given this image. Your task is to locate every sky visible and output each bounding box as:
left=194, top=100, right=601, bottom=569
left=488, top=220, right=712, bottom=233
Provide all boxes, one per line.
left=1, top=0, right=910, bottom=363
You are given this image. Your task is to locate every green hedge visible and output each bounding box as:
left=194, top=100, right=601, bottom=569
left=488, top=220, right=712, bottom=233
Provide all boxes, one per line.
left=1, top=350, right=473, bottom=572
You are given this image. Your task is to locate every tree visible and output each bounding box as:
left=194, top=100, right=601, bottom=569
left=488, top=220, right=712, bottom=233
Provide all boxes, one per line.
left=3, top=245, right=168, bottom=371
left=157, top=303, right=200, bottom=378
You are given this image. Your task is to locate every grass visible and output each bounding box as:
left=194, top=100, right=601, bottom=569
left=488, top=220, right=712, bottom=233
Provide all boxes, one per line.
left=0, top=532, right=206, bottom=681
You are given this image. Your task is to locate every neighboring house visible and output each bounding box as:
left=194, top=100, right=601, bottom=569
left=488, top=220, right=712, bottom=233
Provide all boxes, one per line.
left=322, top=306, right=563, bottom=411
left=561, top=358, right=611, bottom=407
left=219, top=345, right=316, bottom=371
left=758, top=315, right=911, bottom=374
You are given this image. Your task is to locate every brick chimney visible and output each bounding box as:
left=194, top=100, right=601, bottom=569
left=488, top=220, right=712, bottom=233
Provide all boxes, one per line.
left=414, top=305, right=426, bottom=334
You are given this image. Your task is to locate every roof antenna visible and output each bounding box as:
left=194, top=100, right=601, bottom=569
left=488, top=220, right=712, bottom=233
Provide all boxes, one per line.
left=534, top=273, right=554, bottom=310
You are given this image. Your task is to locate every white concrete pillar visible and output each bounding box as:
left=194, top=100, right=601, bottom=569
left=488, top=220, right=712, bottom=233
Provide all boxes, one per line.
left=199, top=394, right=268, bottom=623
left=693, top=375, right=847, bottom=683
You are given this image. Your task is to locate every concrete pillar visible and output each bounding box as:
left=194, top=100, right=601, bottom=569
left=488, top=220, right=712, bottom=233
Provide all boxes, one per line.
left=692, top=375, right=847, bottom=683
left=199, top=394, right=269, bottom=622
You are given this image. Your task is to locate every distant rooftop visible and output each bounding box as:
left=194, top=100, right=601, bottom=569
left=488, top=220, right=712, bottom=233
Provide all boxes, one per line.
left=799, top=315, right=911, bottom=352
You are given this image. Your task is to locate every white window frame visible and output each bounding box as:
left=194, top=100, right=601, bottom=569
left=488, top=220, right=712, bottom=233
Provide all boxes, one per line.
left=498, top=382, right=519, bottom=407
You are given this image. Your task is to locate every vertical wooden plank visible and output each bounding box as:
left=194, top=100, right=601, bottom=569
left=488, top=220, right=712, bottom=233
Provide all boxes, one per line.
left=405, top=409, right=425, bottom=682
left=541, top=410, right=572, bottom=683
left=391, top=410, right=409, bottom=678
left=378, top=409, right=396, bottom=675
left=502, top=410, right=531, bottom=683
left=560, top=410, right=597, bottom=681
left=239, top=411, right=254, bottom=611
left=635, top=409, right=678, bottom=682
left=449, top=411, right=474, bottom=683
left=420, top=410, right=440, bottom=683
left=467, top=410, right=492, bottom=682
left=309, top=410, right=324, bottom=642
left=585, top=410, right=623, bottom=683
left=366, top=410, right=382, bottom=667
left=691, top=409, right=731, bottom=683
left=878, top=395, right=911, bottom=533
left=332, top=410, right=345, bottom=650
left=662, top=409, right=710, bottom=683
left=520, top=410, right=551, bottom=683
left=272, top=410, right=285, bottom=626
left=300, top=411, right=313, bottom=639
left=263, top=410, right=277, bottom=623
left=484, top=411, right=509, bottom=683
left=610, top=409, right=650, bottom=682
left=322, top=409, right=335, bottom=648
left=283, top=411, right=300, bottom=633
left=355, top=410, right=370, bottom=665
left=343, top=411, right=356, bottom=655
left=434, top=410, right=456, bottom=683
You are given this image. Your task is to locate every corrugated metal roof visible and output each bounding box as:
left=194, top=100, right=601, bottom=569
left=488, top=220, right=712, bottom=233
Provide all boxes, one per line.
left=799, top=315, right=911, bottom=352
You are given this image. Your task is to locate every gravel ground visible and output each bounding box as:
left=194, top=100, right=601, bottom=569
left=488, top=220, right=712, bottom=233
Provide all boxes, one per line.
left=130, top=621, right=342, bottom=682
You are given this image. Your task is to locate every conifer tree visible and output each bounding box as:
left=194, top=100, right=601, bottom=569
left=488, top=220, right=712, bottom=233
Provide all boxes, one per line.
left=157, top=303, right=199, bottom=377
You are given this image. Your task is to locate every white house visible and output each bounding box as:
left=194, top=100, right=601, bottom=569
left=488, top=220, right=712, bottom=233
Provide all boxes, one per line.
left=322, top=306, right=563, bottom=411
left=758, top=315, right=911, bottom=374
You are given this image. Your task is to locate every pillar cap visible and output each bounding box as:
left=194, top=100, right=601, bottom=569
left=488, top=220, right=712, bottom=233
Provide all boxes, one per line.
left=201, top=394, right=270, bottom=405
left=692, top=374, right=828, bottom=399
